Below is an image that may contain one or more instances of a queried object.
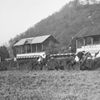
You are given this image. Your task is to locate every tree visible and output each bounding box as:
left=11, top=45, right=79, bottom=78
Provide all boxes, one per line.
left=8, top=1, right=100, bottom=57
left=0, top=46, right=9, bottom=61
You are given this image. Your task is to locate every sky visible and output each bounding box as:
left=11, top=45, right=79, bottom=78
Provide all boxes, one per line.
left=0, top=0, right=71, bottom=46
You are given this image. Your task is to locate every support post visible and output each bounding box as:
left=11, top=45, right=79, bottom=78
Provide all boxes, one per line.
left=25, top=45, right=27, bottom=53
left=36, top=44, right=37, bottom=52
left=76, top=39, right=78, bottom=49
left=31, top=45, right=32, bottom=53
left=91, top=37, right=93, bottom=45
left=20, top=46, right=22, bottom=54
left=42, top=44, right=43, bottom=51
left=83, top=38, right=85, bottom=46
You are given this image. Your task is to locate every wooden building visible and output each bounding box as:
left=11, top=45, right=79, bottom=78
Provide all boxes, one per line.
left=14, top=35, right=58, bottom=59
left=75, top=26, right=100, bottom=57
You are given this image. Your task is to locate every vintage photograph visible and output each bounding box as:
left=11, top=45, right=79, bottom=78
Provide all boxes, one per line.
left=0, top=0, right=100, bottom=100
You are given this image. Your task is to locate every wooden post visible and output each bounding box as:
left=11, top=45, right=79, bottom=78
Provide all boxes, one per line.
left=76, top=39, right=78, bottom=49
left=83, top=38, right=85, bottom=46
left=20, top=46, right=22, bottom=54
left=36, top=44, right=37, bottom=52
left=42, top=44, right=43, bottom=51
left=31, top=45, right=32, bottom=53
left=25, top=45, right=27, bottom=53
left=91, top=37, right=93, bottom=45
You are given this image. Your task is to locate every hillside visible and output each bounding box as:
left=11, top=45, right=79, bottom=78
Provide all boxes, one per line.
left=9, top=0, right=100, bottom=53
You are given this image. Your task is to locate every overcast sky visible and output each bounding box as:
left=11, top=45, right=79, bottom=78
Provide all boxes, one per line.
left=0, top=0, right=71, bottom=46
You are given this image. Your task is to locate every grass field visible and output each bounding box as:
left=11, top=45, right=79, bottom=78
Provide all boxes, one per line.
left=0, top=70, right=100, bottom=100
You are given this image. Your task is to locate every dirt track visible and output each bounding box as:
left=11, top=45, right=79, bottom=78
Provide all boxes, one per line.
left=0, top=70, right=100, bottom=100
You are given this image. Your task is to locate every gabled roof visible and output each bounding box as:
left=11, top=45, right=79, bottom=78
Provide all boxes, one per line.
left=14, top=38, right=27, bottom=46
left=14, top=35, right=51, bottom=46
left=74, top=25, right=100, bottom=38
left=31, top=35, right=51, bottom=44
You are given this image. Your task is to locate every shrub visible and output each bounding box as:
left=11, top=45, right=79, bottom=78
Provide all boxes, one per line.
left=46, top=59, right=60, bottom=70
left=79, top=58, right=99, bottom=70
left=31, top=59, right=41, bottom=70
left=46, top=57, right=77, bottom=71
left=0, top=61, right=8, bottom=71
left=0, top=60, right=18, bottom=71
left=86, top=59, right=95, bottom=70
left=93, top=57, right=100, bottom=70
left=63, top=57, right=77, bottom=70
left=17, top=58, right=44, bottom=71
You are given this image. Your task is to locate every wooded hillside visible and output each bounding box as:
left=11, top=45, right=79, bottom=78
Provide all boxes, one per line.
left=9, top=0, right=100, bottom=54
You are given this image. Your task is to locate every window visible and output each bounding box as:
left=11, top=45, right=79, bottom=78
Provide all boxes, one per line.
left=77, top=38, right=84, bottom=48
left=27, top=45, right=31, bottom=53
left=93, top=37, right=100, bottom=44
left=85, top=37, right=91, bottom=45
left=37, top=44, right=42, bottom=52
left=32, top=44, right=36, bottom=52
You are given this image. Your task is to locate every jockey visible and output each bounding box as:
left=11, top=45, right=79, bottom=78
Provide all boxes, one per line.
left=75, top=51, right=85, bottom=62
left=37, top=56, right=43, bottom=63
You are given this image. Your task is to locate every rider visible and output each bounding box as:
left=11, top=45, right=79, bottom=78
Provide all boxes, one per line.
left=76, top=51, right=85, bottom=62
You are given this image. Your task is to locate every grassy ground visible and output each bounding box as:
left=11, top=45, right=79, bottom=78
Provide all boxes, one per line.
left=0, top=70, right=100, bottom=100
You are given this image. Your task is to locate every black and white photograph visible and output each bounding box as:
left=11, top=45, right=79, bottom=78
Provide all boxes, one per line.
left=0, top=0, right=100, bottom=100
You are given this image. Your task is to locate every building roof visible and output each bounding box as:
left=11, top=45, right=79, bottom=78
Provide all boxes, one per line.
left=14, top=35, right=51, bottom=46
left=74, top=25, right=100, bottom=38
left=31, top=35, right=51, bottom=44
